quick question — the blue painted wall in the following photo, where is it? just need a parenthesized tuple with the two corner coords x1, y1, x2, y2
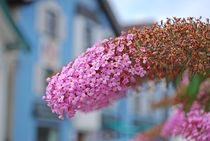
(13, 0, 117, 141)
(14, 2, 37, 141)
(13, 0, 76, 141)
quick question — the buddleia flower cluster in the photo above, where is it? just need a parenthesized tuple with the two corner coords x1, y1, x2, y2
(43, 17, 209, 119)
(43, 34, 147, 119)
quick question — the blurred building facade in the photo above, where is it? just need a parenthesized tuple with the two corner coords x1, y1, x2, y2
(102, 81, 175, 141)
(11, 0, 75, 141)
(72, 0, 116, 141)
(0, 1, 30, 141)
(0, 0, 118, 141)
(1, 0, 176, 141)
(72, 1, 175, 140)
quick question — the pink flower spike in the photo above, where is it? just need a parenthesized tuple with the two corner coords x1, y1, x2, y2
(44, 31, 147, 119)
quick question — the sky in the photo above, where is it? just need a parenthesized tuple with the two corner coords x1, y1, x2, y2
(108, 0, 210, 25)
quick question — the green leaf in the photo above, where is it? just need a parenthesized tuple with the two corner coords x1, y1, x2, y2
(175, 74, 182, 87)
(187, 74, 203, 99)
(184, 70, 209, 112)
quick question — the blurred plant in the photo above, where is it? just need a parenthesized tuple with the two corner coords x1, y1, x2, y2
(149, 74, 210, 141)
(161, 102, 210, 141)
(43, 17, 209, 140)
(167, 77, 210, 140)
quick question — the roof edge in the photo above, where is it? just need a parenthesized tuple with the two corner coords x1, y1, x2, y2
(0, 0, 30, 51)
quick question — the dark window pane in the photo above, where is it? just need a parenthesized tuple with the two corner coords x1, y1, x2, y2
(45, 10, 57, 39)
(37, 127, 58, 141)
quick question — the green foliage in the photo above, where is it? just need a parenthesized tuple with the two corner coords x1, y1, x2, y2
(184, 69, 210, 112)
(187, 68, 210, 98)
(187, 74, 203, 99)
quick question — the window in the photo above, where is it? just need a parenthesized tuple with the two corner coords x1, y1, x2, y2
(45, 10, 57, 39)
(37, 127, 58, 141)
(37, 1, 66, 41)
(85, 20, 93, 49)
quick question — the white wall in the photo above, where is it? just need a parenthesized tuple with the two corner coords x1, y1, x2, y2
(0, 41, 8, 141)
